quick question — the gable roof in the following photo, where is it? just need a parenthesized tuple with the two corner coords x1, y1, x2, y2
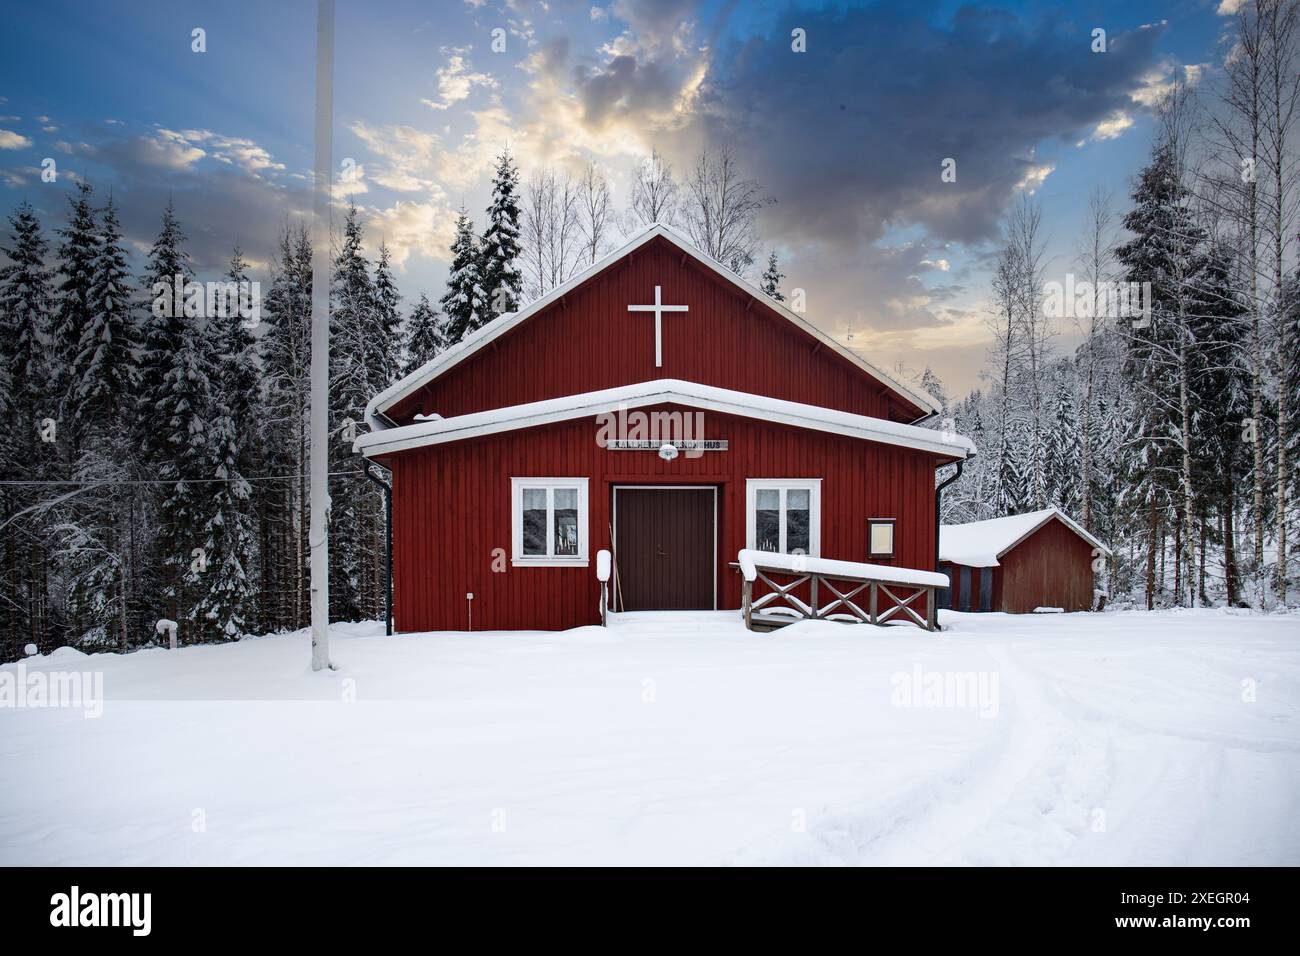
(365, 222, 941, 429)
(939, 508, 1111, 568)
(354, 378, 975, 461)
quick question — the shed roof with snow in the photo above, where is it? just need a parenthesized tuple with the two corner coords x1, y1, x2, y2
(939, 508, 1110, 568)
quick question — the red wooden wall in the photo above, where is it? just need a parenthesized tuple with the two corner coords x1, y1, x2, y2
(383, 404, 940, 632)
(386, 235, 926, 426)
(998, 519, 1097, 613)
(943, 518, 1097, 614)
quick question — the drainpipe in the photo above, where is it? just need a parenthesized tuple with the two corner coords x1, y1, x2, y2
(364, 463, 394, 636)
(934, 459, 964, 571)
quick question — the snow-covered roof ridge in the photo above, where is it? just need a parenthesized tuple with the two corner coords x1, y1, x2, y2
(354, 378, 975, 460)
(939, 508, 1111, 568)
(364, 222, 941, 430)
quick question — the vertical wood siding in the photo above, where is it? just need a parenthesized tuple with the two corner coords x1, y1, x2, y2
(386, 236, 925, 425)
(941, 518, 1097, 614)
(388, 405, 939, 632)
(997, 519, 1097, 613)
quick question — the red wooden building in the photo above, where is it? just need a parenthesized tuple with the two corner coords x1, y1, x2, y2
(938, 508, 1110, 614)
(355, 224, 975, 632)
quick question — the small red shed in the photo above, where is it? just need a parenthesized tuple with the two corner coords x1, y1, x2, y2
(937, 508, 1110, 614)
(355, 224, 976, 632)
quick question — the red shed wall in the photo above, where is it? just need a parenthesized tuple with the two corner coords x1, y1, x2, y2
(387, 236, 925, 425)
(387, 405, 940, 632)
(997, 519, 1096, 613)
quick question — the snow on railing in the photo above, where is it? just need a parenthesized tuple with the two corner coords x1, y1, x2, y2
(737, 549, 950, 632)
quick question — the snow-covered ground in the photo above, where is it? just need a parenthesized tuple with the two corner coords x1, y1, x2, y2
(1, 608, 1297, 866)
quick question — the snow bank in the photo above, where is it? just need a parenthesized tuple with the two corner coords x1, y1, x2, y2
(1, 607, 1295, 866)
(738, 548, 950, 588)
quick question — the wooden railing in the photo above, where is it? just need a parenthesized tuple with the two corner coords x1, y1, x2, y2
(736, 550, 949, 632)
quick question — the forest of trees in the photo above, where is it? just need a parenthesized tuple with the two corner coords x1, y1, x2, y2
(932, 0, 1299, 611)
(1, 2, 1295, 661)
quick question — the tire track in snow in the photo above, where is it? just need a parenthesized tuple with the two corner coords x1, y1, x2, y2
(798, 642, 1103, 865)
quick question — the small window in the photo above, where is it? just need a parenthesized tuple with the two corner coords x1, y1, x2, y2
(868, 518, 896, 559)
(512, 478, 589, 566)
(745, 479, 821, 555)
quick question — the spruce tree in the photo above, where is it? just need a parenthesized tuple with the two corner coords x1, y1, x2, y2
(189, 246, 260, 641)
(0, 200, 56, 656)
(440, 207, 486, 346)
(403, 293, 446, 375)
(370, 241, 403, 392)
(74, 194, 137, 424)
(259, 223, 313, 632)
(328, 201, 376, 621)
(53, 182, 99, 398)
(479, 150, 523, 323)
(52, 194, 141, 650)
(135, 200, 215, 636)
(1043, 373, 1081, 513)
(760, 251, 785, 301)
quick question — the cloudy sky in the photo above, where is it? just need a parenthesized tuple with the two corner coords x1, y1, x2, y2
(0, 0, 1240, 393)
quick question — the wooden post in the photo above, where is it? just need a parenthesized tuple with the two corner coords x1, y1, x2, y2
(926, 585, 937, 631)
(869, 582, 878, 624)
(742, 577, 753, 630)
(809, 574, 819, 620)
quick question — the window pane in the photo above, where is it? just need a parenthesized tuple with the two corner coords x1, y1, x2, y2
(755, 506, 780, 552)
(553, 488, 579, 556)
(871, 522, 894, 556)
(522, 488, 547, 555)
(756, 489, 779, 510)
(786, 488, 810, 554)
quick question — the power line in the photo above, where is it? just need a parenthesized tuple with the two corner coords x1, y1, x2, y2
(0, 470, 369, 487)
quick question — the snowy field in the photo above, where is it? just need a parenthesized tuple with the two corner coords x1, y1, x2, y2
(1, 607, 1297, 866)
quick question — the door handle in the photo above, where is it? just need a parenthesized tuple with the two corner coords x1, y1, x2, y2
(656, 546, 666, 558)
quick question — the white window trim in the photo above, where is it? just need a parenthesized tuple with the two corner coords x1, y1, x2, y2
(745, 478, 822, 557)
(511, 478, 590, 567)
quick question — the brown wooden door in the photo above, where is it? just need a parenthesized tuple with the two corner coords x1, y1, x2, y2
(614, 488, 715, 610)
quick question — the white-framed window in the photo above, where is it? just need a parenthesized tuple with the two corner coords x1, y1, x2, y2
(511, 478, 589, 566)
(745, 478, 821, 556)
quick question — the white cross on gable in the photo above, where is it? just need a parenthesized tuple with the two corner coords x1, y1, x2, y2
(627, 285, 689, 368)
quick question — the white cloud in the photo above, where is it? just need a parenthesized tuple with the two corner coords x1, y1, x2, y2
(1015, 163, 1054, 194)
(165, 128, 286, 176)
(0, 129, 33, 149)
(362, 198, 457, 269)
(1129, 62, 1204, 109)
(421, 54, 498, 111)
(1217, 0, 1246, 15)
(1090, 110, 1135, 142)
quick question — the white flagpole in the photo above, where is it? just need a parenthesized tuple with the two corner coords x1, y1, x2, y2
(309, 0, 334, 672)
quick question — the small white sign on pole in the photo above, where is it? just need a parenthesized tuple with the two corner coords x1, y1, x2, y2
(155, 618, 178, 650)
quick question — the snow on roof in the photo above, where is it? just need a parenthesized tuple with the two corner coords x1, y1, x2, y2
(354, 378, 976, 460)
(364, 222, 941, 429)
(939, 508, 1111, 568)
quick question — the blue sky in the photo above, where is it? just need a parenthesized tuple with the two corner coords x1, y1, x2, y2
(0, 0, 1240, 392)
